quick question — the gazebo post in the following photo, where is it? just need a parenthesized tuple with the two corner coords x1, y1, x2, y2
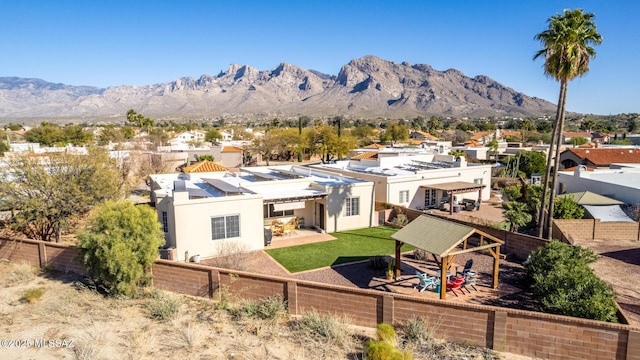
(492, 245, 501, 289)
(449, 192, 454, 215)
(440, 255, 448, 300)
(394, 240, 402, 280)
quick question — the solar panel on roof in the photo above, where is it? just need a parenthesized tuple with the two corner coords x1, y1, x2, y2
(202, 178, 244, 194)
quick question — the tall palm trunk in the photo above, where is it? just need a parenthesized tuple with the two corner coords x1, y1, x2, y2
(546, 79, 569, 239)
(537, 84, 564, 237)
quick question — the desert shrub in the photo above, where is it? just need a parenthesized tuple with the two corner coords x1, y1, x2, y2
(502, 185, 522, 202)
(22, 287, 45, 303)
(367, 323, 413, 360)
(145, 290, 181, 321)
(402, 316, 438, 344)
(525, 240, 618, 322)
(2, 262, 38, 287)
(208, 241, 251, 271)
(77, 201, 165, 297)
(368, 255, 388, 270)
(553, 196, 585, 219)
(391, 214, 408, 227)
(293, 309, 350, 345)
(233, 295, 287, 320)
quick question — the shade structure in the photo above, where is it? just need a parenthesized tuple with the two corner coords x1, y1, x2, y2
(391, 214, 504, 300)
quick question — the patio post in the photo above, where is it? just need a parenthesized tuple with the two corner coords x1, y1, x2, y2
(492, 245, 501, 288)
(449, 192, 454, 215)
(394, 240, 402, 280)
(440, 255, 448, 300)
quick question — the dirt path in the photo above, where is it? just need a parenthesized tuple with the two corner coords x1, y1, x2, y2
(572, 238, 640, 325)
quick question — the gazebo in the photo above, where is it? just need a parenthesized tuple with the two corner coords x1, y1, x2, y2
(420, 181, 486, 214)
(391, 215, 504, 300)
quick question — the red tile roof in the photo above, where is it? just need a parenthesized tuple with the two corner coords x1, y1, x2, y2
(363, 143, 386, 149)
(221, 146, 243, 153)
(351, 151, 379, 160)
(183, 160, 228, 173)
(564, 148, 640, 166)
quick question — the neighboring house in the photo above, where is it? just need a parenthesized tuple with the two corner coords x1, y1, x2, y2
(562, 131, 610, 145)
(168, 131, 206, 148)
(220, 130, 233, 141)
(562, 132, 593, 145)
(149, 165, 374, 260)
(558, 166, 640, 206)
(311, 148, 491, 210)
(559, 147, 640, 170)
(560, 191, 633, 222)
(409, 130, 439, 141)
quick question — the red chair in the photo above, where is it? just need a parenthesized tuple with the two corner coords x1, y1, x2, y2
(446, 275, 466, 297)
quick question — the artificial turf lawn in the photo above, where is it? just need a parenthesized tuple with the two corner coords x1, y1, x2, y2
(264, 226, 415, 273)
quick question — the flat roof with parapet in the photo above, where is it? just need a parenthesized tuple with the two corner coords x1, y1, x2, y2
(150, 165, 364, 200)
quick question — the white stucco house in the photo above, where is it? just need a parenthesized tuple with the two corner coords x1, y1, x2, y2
(168, 131, 206, 148)
(311, 148, 492, 211)
(149, 163, 375, 261)
(558, 165, 640, 206)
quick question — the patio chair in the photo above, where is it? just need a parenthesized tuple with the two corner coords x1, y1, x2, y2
(463, 271, 478, 292)
(414, 271, 436, 292)
(446, 276, 465, 297)
(455, 259, 474, 277)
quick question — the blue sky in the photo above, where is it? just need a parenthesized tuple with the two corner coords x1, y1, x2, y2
(1, 1, 638, 115)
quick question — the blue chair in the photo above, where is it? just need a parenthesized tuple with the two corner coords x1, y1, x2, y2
(414, 271, 436, 292)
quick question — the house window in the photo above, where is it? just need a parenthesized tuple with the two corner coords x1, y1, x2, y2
(211, 215, 240, 240)
(263, 204, 294, 218)
(474, 178, 483, 185)
(399, 190, 409, 203)
(161, 211, 169, 233)
(346, 197, 360, 216)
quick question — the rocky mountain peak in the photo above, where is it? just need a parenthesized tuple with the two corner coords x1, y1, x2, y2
(0, 56, 557, 119)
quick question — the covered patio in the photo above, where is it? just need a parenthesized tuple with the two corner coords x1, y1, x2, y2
(391, 215, 504, 300)
(420, 181, 485, 214)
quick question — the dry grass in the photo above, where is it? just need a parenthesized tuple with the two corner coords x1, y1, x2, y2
(0, 260, 533, 360)
(0, 260, 39, 287)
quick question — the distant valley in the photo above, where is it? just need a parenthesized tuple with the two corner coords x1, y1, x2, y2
(0, 55, 556, 122)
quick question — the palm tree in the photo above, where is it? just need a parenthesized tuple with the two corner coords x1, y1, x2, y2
(534, 9, 602, 239)
(488, 139, 499, 162)
(503, 201, 533, 232)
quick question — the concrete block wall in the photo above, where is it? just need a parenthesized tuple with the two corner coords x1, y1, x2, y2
(1, 236, 639, 360)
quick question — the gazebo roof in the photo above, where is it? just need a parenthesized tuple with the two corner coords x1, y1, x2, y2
(391, 215, 476, 256)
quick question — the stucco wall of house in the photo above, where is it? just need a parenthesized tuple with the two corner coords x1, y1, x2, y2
(316, 182, 375, 233)
(558, 172, 640, 205)
(170, 191, 264, 261)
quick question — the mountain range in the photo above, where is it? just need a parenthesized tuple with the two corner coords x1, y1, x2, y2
(0, 55, 556, 121)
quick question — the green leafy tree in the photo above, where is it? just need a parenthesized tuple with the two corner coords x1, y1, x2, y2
(518, 151, 546, 178)
(197, 154, 215, 162)
(525, 241, 617, 322)
(304, 125, 356, 163)
(62, 124, 94, 146)
(554, 196, 585, 219)
(0, 131, 9, 155)
(502, 185, 523, 202)
(0, 148, 122, 242)
(502, 201, 532, 232)
(77, 201, 165, 297)
(448, 149, 465, 158)
(534, 9, 602, 239)
(385, 122, 409, 146)
(205, 128, 222, 143)
(23, 123, 65, 146)
(571, 136, 589, 146)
